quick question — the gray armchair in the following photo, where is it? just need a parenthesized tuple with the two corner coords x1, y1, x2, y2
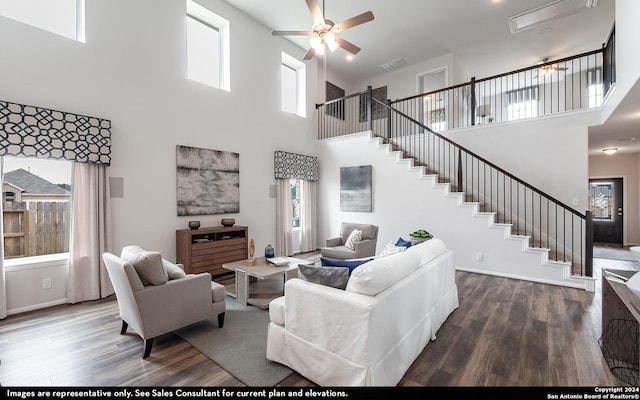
(320, 222, 379, 260)
(102, 251, 226, 358)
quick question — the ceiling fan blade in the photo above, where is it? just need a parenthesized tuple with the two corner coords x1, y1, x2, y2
(303, 47, 315, 60)
(334, 36, 361, 54)
(305, 0, 325, 26)
(272, 30, 315, 36)
(331, 11, 374, 32)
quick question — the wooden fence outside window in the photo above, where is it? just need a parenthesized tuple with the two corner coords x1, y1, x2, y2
(2, 201, 70, 258)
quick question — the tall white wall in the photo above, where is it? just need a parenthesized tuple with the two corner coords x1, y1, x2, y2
(445, 110, 597, 210)
(351, 53, 455, 100)
(0, 0, 319, 313)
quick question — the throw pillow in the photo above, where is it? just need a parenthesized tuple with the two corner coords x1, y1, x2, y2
(379, 241, 407, 257)
(395, 237, 412, 248)
(321, 257, 373, 276)
(162, 259, 187, 280)
(345, 251, 422, 296)
(298, 263, 349, 290)
(121, 245, 168, 286)
(344, 228, 362, 250)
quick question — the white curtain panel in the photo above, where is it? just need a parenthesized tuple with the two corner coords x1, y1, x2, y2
(301, 179, 317, 253)
(275, 179, 293, 257)
(0, 158, 6, 319)
(68, 162, 114, 303)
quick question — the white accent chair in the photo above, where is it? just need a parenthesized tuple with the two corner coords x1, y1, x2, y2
(102, 251, 226, 358)
(320, 222, 379, 260)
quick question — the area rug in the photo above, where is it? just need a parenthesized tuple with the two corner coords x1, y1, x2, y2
(174, 300, 292, 386)
(593, 245, 638, 262)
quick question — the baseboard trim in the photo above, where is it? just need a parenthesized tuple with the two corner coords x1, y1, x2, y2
(454, 266, 592, 291)
(7, 298, 68, 316)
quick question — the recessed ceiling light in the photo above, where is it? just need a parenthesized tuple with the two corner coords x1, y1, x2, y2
(346, 55, 354, 61)
(603, 147, 618, 155)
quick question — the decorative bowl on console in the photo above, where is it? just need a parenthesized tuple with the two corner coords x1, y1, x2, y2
(188, 221, 200, 230)
(221, 218, 235, 227)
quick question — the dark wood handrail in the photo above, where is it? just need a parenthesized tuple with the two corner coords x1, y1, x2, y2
(370, 96, 586, 219)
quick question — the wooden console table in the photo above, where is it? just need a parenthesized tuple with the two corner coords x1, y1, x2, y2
(601, 268, 640, 385)
(176, 225, 248, 276)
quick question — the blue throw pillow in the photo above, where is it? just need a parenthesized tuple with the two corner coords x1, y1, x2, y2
(321, 257, 373, 276)
(395, 237, 412, 248)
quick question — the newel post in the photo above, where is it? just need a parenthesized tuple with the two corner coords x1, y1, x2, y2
(386, 99, 392, 138)
(366, 85, 373, 132)
(585, 210, 594, 277)
(470, 77, 477, 126)
(457, 148, 463, 192)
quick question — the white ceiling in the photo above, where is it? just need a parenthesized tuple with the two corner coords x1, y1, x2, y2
(222, 0, 640, 155)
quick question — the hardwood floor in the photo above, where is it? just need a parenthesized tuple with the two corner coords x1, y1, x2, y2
(0, 256, 632, 387)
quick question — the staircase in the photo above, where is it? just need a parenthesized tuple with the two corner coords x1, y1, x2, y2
(316, 86, 596, 291)
(366, 132, 595, 291)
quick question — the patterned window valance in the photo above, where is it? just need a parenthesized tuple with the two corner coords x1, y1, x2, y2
(0, 100, 111, 165)
(274, 151, 318, 181)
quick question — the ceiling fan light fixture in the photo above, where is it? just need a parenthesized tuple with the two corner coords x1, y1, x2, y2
(309, 35, 322, 49)
(603, 147, 618, 155)
(324, 32, 339, 52)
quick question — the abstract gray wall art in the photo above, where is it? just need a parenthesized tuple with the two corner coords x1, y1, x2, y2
(340, 165, 372, 212)
(176, 145, 239, 216)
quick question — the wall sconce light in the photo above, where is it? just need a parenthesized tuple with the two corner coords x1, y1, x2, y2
(603, 148, 618, 155)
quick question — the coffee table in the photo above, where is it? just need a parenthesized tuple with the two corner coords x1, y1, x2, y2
(222, 256, 309, 309)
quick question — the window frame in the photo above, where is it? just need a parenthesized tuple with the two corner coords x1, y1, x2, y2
(0, 0, 85, 42)
(281, 52, 306, 118)
(1, 156, 73, 265)
(185, 0, 230, 91)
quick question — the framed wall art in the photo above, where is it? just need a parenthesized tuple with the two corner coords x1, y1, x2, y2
(340, 165, 372, 212)
(176, 145, 239, 216)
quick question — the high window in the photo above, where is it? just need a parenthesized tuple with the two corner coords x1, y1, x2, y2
(2, 157, 72, 260)
(186, 0, 230, 91)
(281, 52, 306, 117)
(505, 86, 539, 121)
(0, 0, 84, 42)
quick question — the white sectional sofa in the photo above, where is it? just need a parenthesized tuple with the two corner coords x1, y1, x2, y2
(266, 238, 459, 386)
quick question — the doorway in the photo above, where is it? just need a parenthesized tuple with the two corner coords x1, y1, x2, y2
(589, 178, 623, 244)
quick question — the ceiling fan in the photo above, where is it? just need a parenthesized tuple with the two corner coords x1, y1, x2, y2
(271, 0, 374, 60)
(535, 57, 569, 78)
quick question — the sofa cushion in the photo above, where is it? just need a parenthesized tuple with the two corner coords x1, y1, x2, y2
(405, 238, 446, 266)
(121, 245, 168, 286)
(321, 257, 373, 276)
(299, 264, 350, 290)
(345, 251, 422, 296)
(395, 237, 412, 248)
(344, 229, 362, 250)
(162, 259, 188, 280)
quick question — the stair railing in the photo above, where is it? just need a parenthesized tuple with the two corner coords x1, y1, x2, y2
(317, 87, 594, 277)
